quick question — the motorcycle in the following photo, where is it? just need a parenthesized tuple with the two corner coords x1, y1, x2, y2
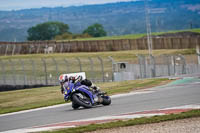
(63, 80, 111, 109)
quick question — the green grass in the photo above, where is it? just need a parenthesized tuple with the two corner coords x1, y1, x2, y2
(0, 86, 63, 114)
(41, 109, 200, 133)
(0, 49, 196, 61)
(0, 78, 170, 114)
(172, 49, 196, 55)
(98, 78, 170, 95)
(57, 28, 200, 41)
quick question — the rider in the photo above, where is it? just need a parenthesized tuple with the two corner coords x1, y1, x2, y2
(59, 74, 99, 94)
(74, 75, 99, 91)
(59, 74, 69, 94)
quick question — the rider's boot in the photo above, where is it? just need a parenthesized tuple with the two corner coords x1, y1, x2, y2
(91, 86, 100, 93)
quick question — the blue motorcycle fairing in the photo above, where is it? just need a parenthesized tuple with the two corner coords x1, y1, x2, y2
(63, 82, 96, 104)
(75, 85, 95, 104)
(63, 81, 74, 100)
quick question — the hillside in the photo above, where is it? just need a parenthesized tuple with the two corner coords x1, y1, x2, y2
(0, 0, 200, 41)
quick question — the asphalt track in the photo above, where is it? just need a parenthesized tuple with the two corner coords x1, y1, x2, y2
(0, 77, 200, 132)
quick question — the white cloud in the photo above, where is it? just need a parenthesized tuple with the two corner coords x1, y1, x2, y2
(0, 0, 135, 11)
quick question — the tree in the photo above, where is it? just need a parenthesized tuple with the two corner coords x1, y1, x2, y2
(83, 23, 107, 37)
(27, 21, 70, 41)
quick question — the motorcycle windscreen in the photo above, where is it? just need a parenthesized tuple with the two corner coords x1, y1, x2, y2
(63, 82, 72, 95)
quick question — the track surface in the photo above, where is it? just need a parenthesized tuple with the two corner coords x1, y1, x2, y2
(0, 77, 200, 132)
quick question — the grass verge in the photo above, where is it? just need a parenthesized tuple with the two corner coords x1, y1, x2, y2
(59, 28, 200, 41)
(41, 109, 200, 133)
(0, 49, 196, 61)
(0, 78, 170, 114)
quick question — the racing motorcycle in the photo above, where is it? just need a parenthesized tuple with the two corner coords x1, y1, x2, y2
(63, 80, 111, 109)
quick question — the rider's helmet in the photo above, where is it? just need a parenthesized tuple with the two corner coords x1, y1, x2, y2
(68, 75, 82, 83)
(59, 74, 68, 83)
(69, 76, 76, 83)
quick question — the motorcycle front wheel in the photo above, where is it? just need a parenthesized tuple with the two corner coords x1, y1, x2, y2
(72, 93, 92, 108)
(72, 101, 80, 110)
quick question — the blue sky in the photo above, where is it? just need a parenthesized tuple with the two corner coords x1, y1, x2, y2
(0, 0, 135, 11)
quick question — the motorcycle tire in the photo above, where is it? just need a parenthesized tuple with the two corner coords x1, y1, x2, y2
(72, 94, 92, 108)
(102, 96, 111, 105)
(72, 102, 80, 110)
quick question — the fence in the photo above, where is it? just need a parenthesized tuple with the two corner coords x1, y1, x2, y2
(112, 54, 200, 81)
(0, 54, 200, 91)
(0, 57, 112, 88)
(0, 37, 199, 55)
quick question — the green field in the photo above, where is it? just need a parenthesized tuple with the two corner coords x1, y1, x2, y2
(0, 49, 196, 63)
(58, 28, 200, 41)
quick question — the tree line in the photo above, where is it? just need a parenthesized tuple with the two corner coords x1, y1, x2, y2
(27, 21, 107, 41)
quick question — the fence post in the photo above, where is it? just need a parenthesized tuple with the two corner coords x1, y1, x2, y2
(167, 55, 171, 76)
(5, 45, 8, 56)
(108, 56, 115, 81)
(37, 43, 41, 54)
(18, 45, 22, 55)
(19, 59, 26, 85)
(196, 43, 200, 65)
(0, 45, 2, 56)
(29, 45, 32, 54)
(149, 55, 156, 77)
(138, 55, 146, 78)
(0, 60, 6, 84)
(97, 56, 105, 82)
(41, 58, 48, 85)
(171, 55, 176, 75)
(30, 59, 37, 85)
(8, 59, 16, 85)
(137, 55, 143, 78)
(88, 57, 95, 82)
(178, 54, 186, 74)
(163, 54, 171, 76)
(52, 57, 59, 85)
(76, 57, 82, 72)
(12, 45, 16, 56)
(60, 43, 63, 53)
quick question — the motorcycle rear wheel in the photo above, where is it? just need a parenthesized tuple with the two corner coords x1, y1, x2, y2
(72, 93, 92, 108)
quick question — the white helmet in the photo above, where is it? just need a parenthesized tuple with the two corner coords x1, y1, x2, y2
(59, 74, 68, 83)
